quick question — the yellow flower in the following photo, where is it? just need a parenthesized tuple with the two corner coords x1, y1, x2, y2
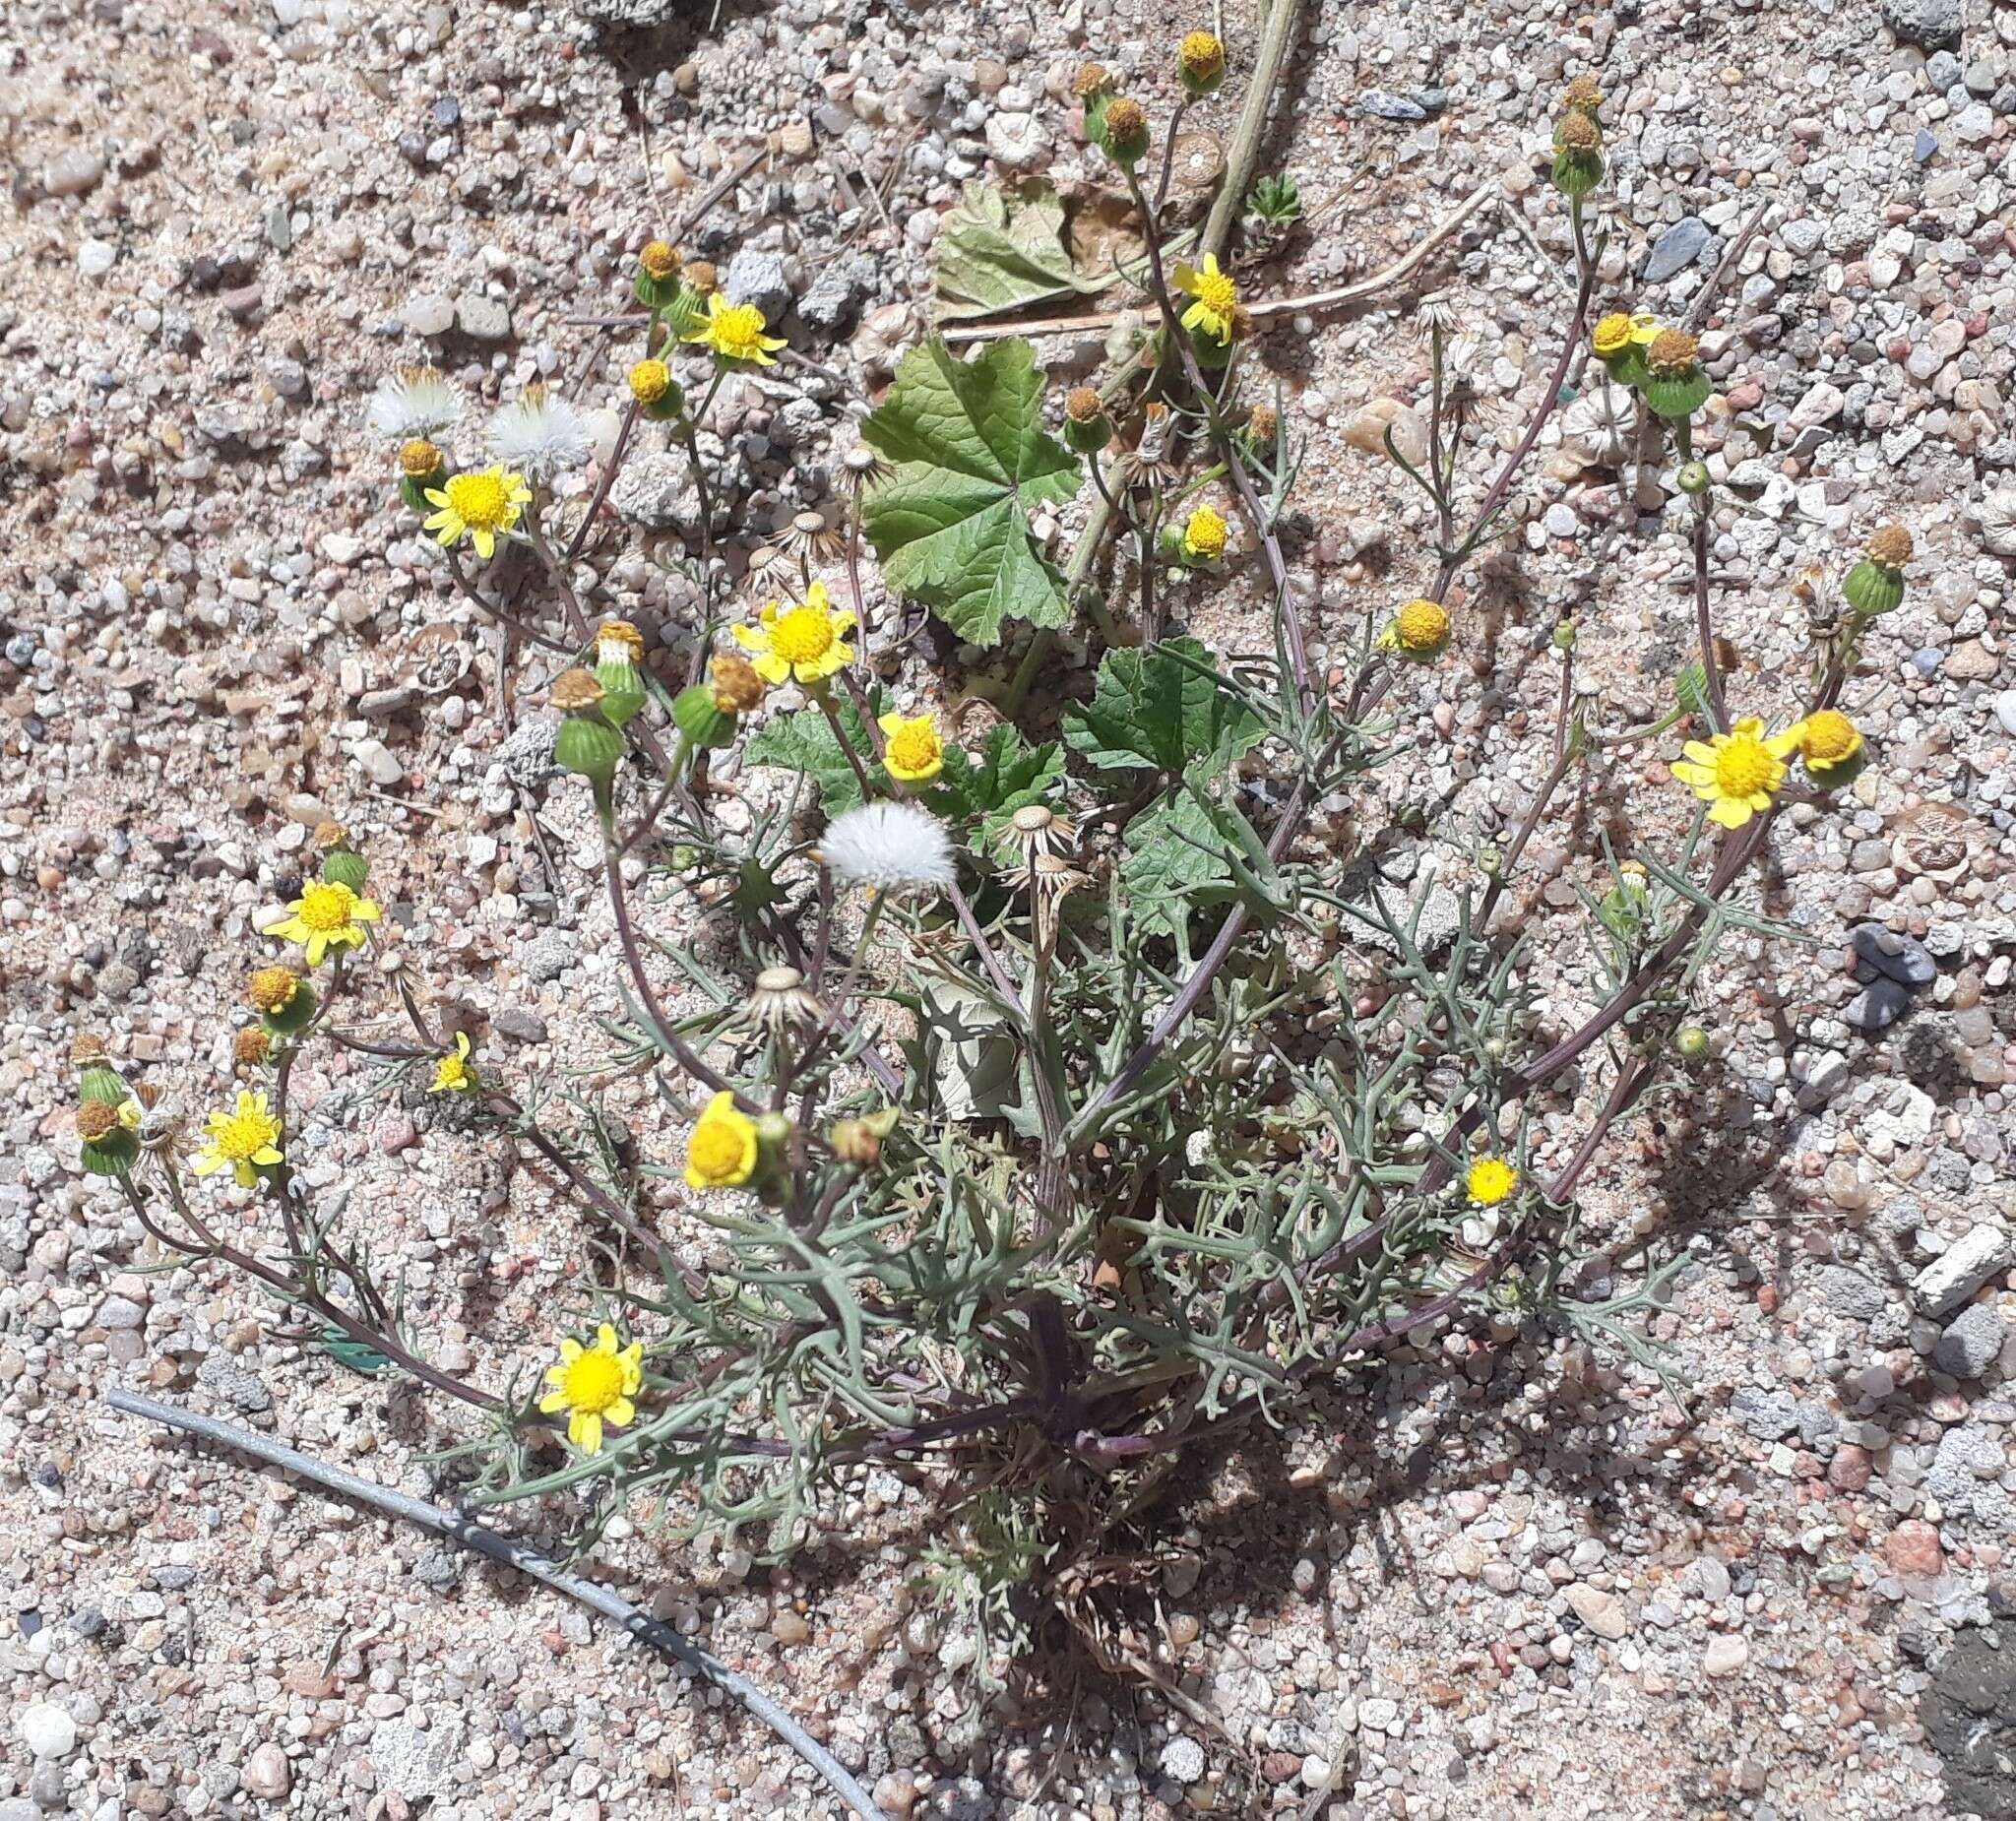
(628, 358, 672, 406)
(732, 580, 856, 686)
(1670, 716, 1802, 830)
(1179, 29, 1225, 84)
(1466, 1156, 1517, 1207)
(639, 240, 681, 282)
(1592, 313, 1633, 357)
(193, 1090, 284, 1189)
(879, 712, 947, 783)
(537, 1322, 644, 1455)
(422, 467, 532, 561)
(247, 965, 302, 1015)
(684, 1091, 760, 1189)
(1180, 504, 1228, 561)
(430, 1032, 474, 1094)
(1394, 597, 1451, 657)
(267, 879, 382, 967)
(1173, 253, 1239, 345)
(683, 290, 788, 367)
(1796, 710, 1862, 777)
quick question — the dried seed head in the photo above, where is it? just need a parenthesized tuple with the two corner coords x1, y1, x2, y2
(830, 1118, 883, 1167)
(234, 1028, 273, 1067)
(744, 965, 821, 1035)
(71, 1032, 108, 1064)
(1554, 110, 1601, 154)
(639, 240, 681, 281)
(1865, 524, 1913, 571)
(550, 667, 606, 713)
(77, 1099, 121, 1143)
(710, 652, 767, 715)
(684, 260, 719, 295)
(248, 966, 302, 1014)
(1065, 386, 1104, 424)
(1012, 804, 1055, 834)
(400, 437, 444, 478)
(1561, 73, 1604, 113)
(1073, 61, 1113, 99)
(598, 619, 645, 661)
(1645, 328, 1700, 378)
(1246, 401, 1278, 443)
(313, 820, 348, 850)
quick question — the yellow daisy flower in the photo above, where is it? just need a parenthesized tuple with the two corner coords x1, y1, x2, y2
(1173, 253, 1239, 345)
(1796, 709, 1862, 779)
(1181, 504, 1228, 561)
(421, 466, 532, 561)
(193, 1090, 285, 1189)
(683, 291, 788, 367)
(1466, 1156, 1517, 1207)
(732, 581, 856, 686)
(684, 1091, 760, 1190)
(266, 879, 382, 967)
(1670, 716, 1802, 831)
(879, 712, 947, 783)
(1393, 597, 1451, 658)
(537, 1322, 644, 1455)
(430, 1032, 474, 1094)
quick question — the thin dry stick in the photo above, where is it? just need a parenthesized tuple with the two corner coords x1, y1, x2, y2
(940, 180, 1492, 347)
(105, 1391, 893, 1821)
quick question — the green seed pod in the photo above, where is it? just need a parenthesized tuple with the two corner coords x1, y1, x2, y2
(1676, 461, 1711, 497)
(1551, 145, 1604, 199)
(1644, 369, 1711, 420)
(598, 659, 647, 729)
(1842, 559, 1906, 615)
(555, 710, 623, 785)
(1062, 387, 1112, 455)
(79, 1062, 132, 1105)
(1551, 620, 1578, 652)
(672, 683, 735, 750)
(80, 1125, 140, 1177)
(320, 848, 370, 894)
(1101, 96, 1150, 166)
(1675, 1026, 1713, 1064)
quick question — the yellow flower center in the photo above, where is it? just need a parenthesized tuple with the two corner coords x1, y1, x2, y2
(295, 881, 360, 933)
(1713, 735, 1779, 799)
(886, 721, 942, 774)
(629, 359, 670, 405)
(249, 967, 299, 1013)
(1396, 598, 1450, 652)
(1467, 1157, 1517, 1206)
(445, 471, 513, 530)
(211, 1105, 280, 1162)
(769, 605, 836, 667)
(1592, 313, 1632, 356)
(1194, 269, 1237, 320)
(400, 438, 442, 477)
(1184, 506, 1228, 556)
(1180, 30, 1224, 77)
(711, 303, 771, 359)
(688, 1119, 751, 1183)
(558, 1349, 625, 1414)
(1799, 711, 1858, 766)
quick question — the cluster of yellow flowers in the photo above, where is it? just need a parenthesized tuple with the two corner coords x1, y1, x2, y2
(1670, 710, 1863, 830)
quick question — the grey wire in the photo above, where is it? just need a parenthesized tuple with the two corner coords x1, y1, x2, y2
(104, 1390, 892, 1821)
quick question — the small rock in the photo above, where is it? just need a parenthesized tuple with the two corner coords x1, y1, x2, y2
(240, 1744, 290, 1801)
(1884, 1519, 1944, 1578)
(493, 1008, 549, 1044)
(721, 248, 792, 323)
(1358, 89, 1427, 122)
(352, 737, 404, 788)
(19, 1704, 77, 1761)
(1343, 398, 1428, 467)
(1913, 1225, 2014, 1318)
(1564, 1585, 1629, 1641)
(1843, 977, 1913, 1034)
(798, 255, 877, 336)
(1934, 1302, 2009, 1379)
(1161, 1735, 1207, 1783)
(1702, 1635, 1749, 1677)
(1851, 924, 1936, 988)
(1882, 0, 1962, 46)
(1644, 217, 1711, 283)
(455, 291, 512, 342)
(404, 293, 455, 337)
(982, 110, 1050, 171)
(197, 1352, 272, 1415)
(78, 238, 117, 279)
(45, 151, 106, 197)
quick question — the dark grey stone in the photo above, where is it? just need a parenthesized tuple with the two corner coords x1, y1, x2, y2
(798, 254, 877, 336)
(1934, 1302, 2008, 1379)
(1881, 0, 1962, 48)
(1843, 976, 1914, 1033)
(197, 1351, 272, 1415)
(1852, 924, 1937, 988)
(1358, 90, 1427, 122)
(1810, 1264, 1894, 1322)
(1924, 1614, 2016, 1821)
(1731, 1385, 1800, 1440)
(722, 247, 791, 323)
(493, 1008, 548, 1044)
(1644, 217, 1711, 283)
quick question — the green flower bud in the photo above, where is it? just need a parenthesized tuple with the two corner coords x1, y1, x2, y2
(555, 709, 624, 785)
(1675, 1026, 1712, 1064)
(77, 1099, 140, 1176)
(672, 683, 736, 750)
(79, 1062, 132, 1106)
(1551, 620, 1577, 652)
(1101, 96, 1150, 166)
(598, 659, 647, 729)
(320, 848, 370, 894)
(1062, 387, 1112, 455)
(1642, 329, 1711, 421)
(1676, 461, 1711, 497)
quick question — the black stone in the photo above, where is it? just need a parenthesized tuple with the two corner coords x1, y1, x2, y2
(1851, 923, 1937, 988)
(1843, 976, 1914, 1034)
(1923, 1613, 2016, 1820)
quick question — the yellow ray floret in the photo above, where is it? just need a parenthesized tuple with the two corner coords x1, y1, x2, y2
(193, 1090, 284, 1188)
(684, 1091, 760, 1190)
(732, 581, 855, 686)
(683, 291, 788, 366)
(430, 1031, 474, 1094)
(267, 880, 382, 967)
(1670, 717, 1802, 830)
(878, 712, 947, 783)
(422, 467, 531, 561)
(1173, 253, 1239, 345)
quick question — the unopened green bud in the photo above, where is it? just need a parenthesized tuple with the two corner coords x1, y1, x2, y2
(672, 683, 735, 750)
(1676, 461, 1711, 497)
(320, 848, 369, 894)
(1552, 620, 1577, 652)
(1676, 1026, 1712, 1064)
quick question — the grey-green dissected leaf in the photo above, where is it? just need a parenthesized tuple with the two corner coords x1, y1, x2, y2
(743, 695, 878, 813)
(861, 338, 1081, 647)
(1673, 659, 1710, 720)
(933, 180, 1127, 323)
(1064, 638, 1265, 777)
(931, 723, 1064, 852)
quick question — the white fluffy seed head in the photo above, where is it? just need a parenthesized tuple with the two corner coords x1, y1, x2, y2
(487, 384, 592, 480)
(819, 801, 956, 895)
(364, 366, 465, 441)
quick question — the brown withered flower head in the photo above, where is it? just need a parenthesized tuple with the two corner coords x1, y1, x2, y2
(1646, 328, 1700, 378)
(1865, 525, 1913, 572)
(549, 668, 605, 713)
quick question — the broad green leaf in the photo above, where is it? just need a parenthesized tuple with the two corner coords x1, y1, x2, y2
(930, 723, 1064, 853)
(861, 338, 1081, 647)
(1120, 773, 1240, 938)
(744, 694, 879, 813)
(1064, 638, 1265, 777)
(932, 180, 1128, 323)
